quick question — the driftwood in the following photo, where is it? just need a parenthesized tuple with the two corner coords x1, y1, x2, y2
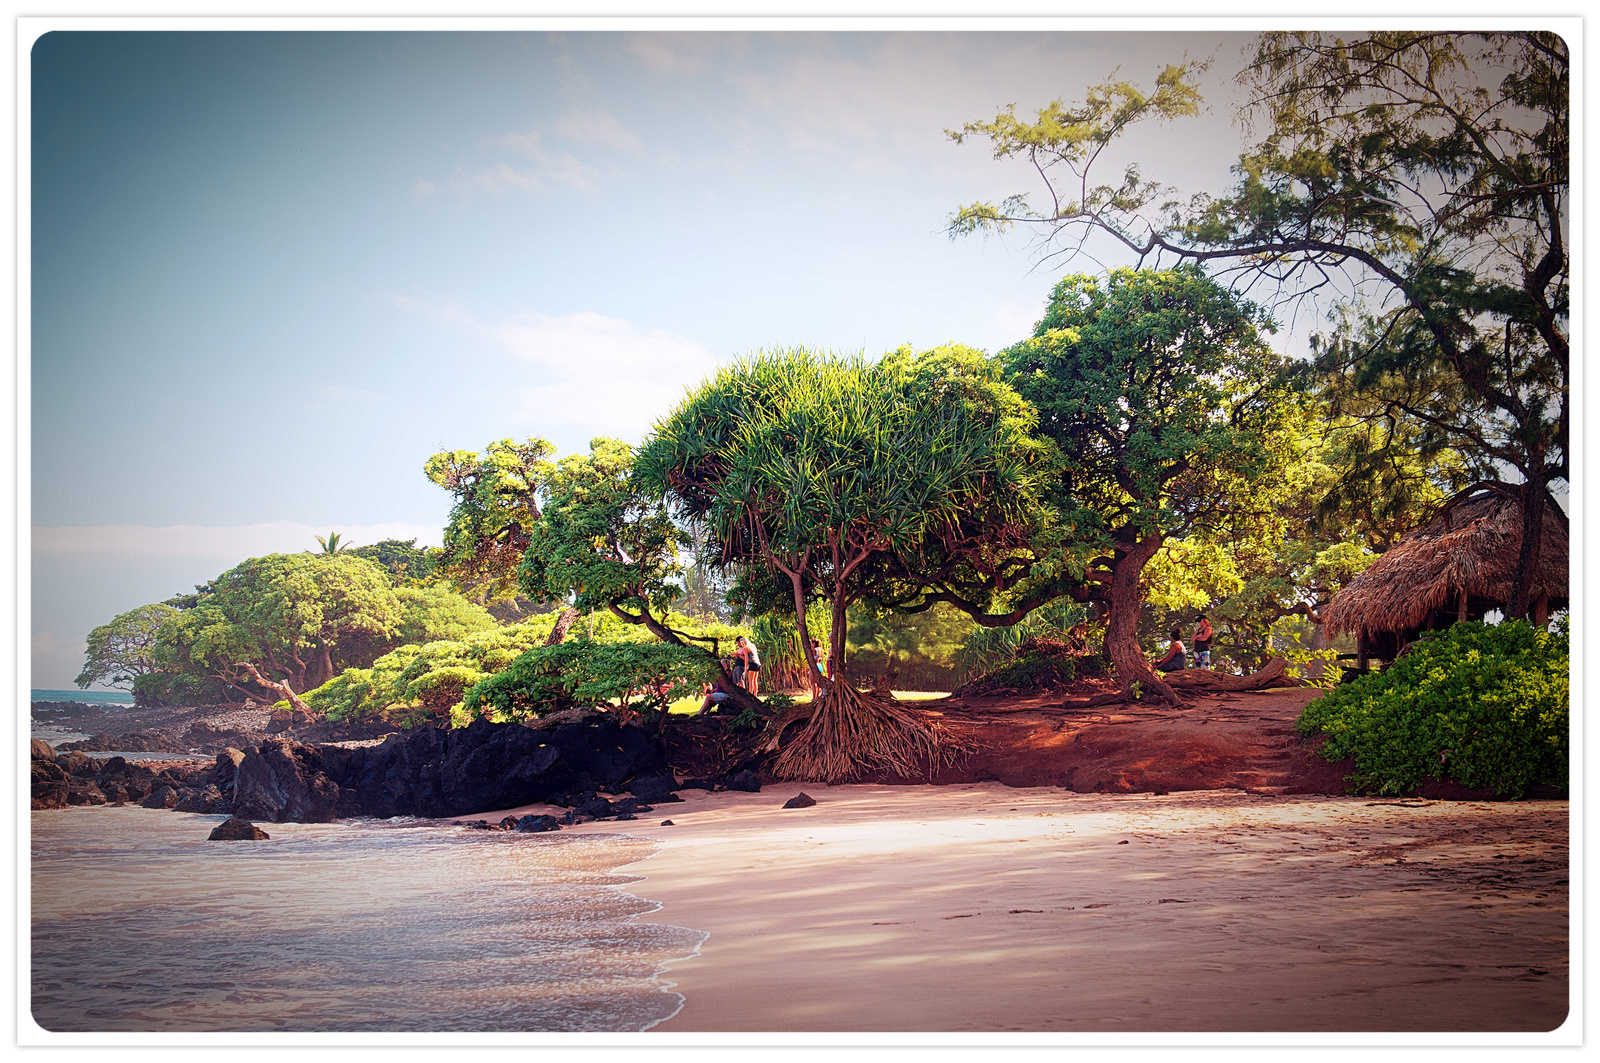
(1058, 658, 1295, 710)
(1163, 657, 1292, 692)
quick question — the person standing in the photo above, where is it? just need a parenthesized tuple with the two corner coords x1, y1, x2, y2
(736, 635, 761, 696)
(807, 637, 827, 698)
(1192, 615, 1214, 669)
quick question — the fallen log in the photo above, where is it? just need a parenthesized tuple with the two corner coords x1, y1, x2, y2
(1162, 657, 1294, 692)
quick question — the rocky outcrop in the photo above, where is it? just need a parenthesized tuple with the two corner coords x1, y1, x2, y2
(231, 739, 343, 823)
(31, 742, 70, 810)
(59, 728, 188, 754)
(32, 709, 673, 824)
(326, 712, 667, 820)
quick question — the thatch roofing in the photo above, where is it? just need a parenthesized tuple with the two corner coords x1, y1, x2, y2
(1322, 489, 1569, 638)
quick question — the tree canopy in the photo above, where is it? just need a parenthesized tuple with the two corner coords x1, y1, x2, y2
(635, 344, 1048, 778)
(999, 265, 1298, 700)
(75, 603, 177, 690)
(950, 31, 1568, 620)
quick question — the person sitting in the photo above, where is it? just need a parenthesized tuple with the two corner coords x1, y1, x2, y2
(698, 669, 734, 714)
(1154, 627, 1187, 673)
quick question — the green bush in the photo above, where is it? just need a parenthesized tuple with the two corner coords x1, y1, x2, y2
(1296, 620, 1568, 797)
(462, 639, 719, 724)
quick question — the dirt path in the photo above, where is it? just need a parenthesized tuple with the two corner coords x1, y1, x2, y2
(913, 686, 1359, 795)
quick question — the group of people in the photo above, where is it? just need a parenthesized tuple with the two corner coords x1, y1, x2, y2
(698, 635, 762, 714)
(1154, 615, 1213, 673)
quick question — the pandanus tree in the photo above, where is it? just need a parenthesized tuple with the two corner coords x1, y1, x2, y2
(999, 266, 1299, 703)
(634, 345, 1050, 781)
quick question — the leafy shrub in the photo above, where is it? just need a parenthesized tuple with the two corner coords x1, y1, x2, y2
(307, 608, 745, 727)
(462, 639, 719, 724)
(1296, 620, 1568, 797)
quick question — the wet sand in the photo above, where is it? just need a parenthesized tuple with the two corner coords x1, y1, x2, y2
(486, 783, 1570, 1034)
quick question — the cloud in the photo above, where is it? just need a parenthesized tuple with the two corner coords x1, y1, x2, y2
(624, 33, 748, 77)
(31, 522, 445, 558)
(491, 311, 718, 439)
(411, 178, 437, 198)
(389, 297, 720, 442)
(555, 108, 644, 153)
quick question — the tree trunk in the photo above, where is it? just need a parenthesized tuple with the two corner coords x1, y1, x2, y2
(1510, 474, 1547, 621)
(236, 661, 311, 717)
(543, 607, 580, 646)
(1103, 532, 1178, 703)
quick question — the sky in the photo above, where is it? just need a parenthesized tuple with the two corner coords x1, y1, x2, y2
(16, 22, 1465, 688)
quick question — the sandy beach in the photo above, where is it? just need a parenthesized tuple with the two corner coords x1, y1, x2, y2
(485, 783, 1569, 1035)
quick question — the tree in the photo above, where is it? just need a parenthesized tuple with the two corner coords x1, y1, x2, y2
(75, 603, 177, 689)
(151, 553, 401, 714)
(950, 31, 1568, 620)
(425, 438, 555, 604)
(349, 538, 438, 585)
(635, 345, 1048, 780)
(312, 532, 349, 555)
(512, 437, 767, 717)
(998, 265, 1297, 702)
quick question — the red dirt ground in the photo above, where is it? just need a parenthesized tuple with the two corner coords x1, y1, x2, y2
(888, 685, 1356, 795)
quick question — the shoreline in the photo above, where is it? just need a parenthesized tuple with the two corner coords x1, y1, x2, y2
(480, 782, 1570, 1034)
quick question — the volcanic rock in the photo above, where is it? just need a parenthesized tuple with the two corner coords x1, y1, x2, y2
(142, 786, 179, 809)
(208, 817, 270, 841)
(231, 738, 343, 824)
(783, 792, 817, 808)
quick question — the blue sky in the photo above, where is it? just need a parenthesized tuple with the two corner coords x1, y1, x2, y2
(28, 27, 1289, 687)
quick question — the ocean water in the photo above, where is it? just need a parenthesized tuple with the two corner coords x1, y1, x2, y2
(31, 806, 703, 1033)
(32, 689, 136, 706)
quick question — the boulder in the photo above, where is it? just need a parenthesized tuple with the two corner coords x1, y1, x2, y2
(208, 817, 270, 841)
(95, 758, 159, 802)
(626, 773, 681, 803)
(782, 792, 817, 809)
(56, 751, 101, 777)
(65, 782, 108, 806)
(723, 770, 762, 793)
(174, 785, 232, 814)
(31, 738, 55, 760)
(31, 756, 71, 810)
(231, 739, 342, 824)
(141, 786, 179, 809)
(515, 814, 562, 833)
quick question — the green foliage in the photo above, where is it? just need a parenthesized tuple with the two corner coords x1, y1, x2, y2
(348, 538, 438, 585)
(426, 438, 556, 602)
(517, 437, 687, 624)
(305, 616, 561, 727)
(151, 553, 402, 702)
(1269, 617, 1342, 689)
(462, 639, 718, 724)
(306, 608, 741, 727)
(392, 585, 498, 644)
(846, 601, 977, 691)
(1297, 621, 1568, 797)
(313, 532, 349, 555)
(951, 33, 1567, 616)
(955, 598, 1088, 676)
(636, 344, 1051, 681)
(76, 603, 177, 689)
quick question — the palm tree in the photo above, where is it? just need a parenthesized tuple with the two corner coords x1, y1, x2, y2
(312, 532, 349, 555)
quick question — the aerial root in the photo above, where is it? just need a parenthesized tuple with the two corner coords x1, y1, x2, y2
(770, 683, 974, 783)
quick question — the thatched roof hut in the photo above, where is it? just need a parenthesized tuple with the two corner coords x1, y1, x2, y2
(1322, 489, 1568, 648)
